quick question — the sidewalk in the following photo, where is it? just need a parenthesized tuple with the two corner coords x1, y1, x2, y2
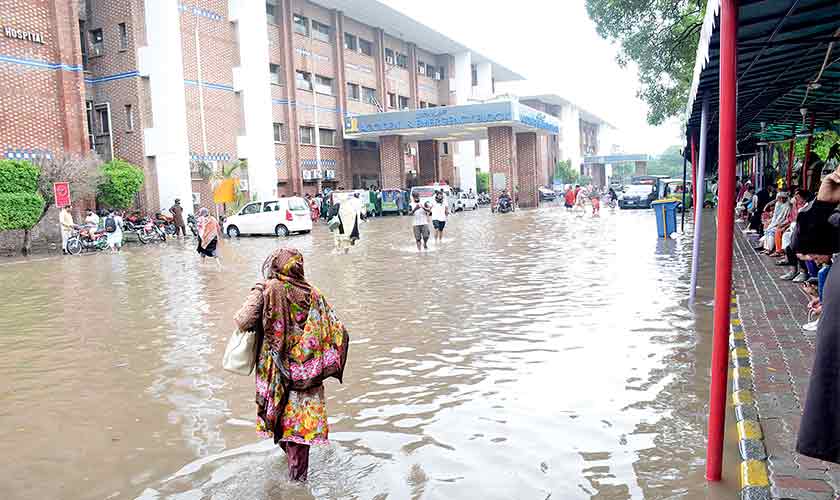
(731, 224, 840, 500)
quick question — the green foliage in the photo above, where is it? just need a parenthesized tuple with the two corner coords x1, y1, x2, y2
(0, 192, 46, 230)
(0, 159, 40, 194)
(554, 159, 579, 184)
(476, 171, 490, 193)
(586, 0, 706, 125)
(97, 159, 144, 209)
(647, 145, 686, 178)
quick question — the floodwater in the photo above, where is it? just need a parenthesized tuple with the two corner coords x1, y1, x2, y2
(0, 206, 740, 499)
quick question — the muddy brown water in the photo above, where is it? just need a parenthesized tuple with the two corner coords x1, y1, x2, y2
(0, 207, 740, 499)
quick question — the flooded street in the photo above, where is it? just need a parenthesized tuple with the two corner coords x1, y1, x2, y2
(1, 207, 739, 499)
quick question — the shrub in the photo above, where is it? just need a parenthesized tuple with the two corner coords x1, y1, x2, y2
(0, 159, 40, 194)
(0, 192, 46, 231)
(97, 159, 144, 209)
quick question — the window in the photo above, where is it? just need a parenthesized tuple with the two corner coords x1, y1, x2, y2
(124, 104, 134, 131)
(314, 74, 333, 95)
(442, 142, 449, 155)
(387, 92, 396, 108)
(295, 70, 311, 90)
(293, 14, 309, 36)
(362, 86, 376, 104)
(396, 53, 408, 68)
(418, 61, 426, 75)
(419, 101, 427, 109)
(79, 21, 88, 65)
(273, 122, 284, 142)
(299, 126, 314, 144)
(359, 38, 373, 56)
(265, 1, 277, 19)
(427, 64, 436, 78)
(241, 203, 261, 215)
(346, 82, 360, 100)
(311, 20, 330, 43)
(385, 48, 395, 65)
(471, 64, 478, 87)
(96, 106, 110, 134)
(269, 63, 282, 85)
(344, 33, 357, 50)
(319, 128, 336, 147)
(118, 23, 128, 51)
(263, 201, 279, 212)
(438, 65, 446, 80)
(90, 29, 104, 56)
(398, 95, 409, 109)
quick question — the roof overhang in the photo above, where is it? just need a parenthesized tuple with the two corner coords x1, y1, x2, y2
(583, 154, 651, 165)
(309, 0, 524, 81)
(343, 100, 560, 142)
(685, 0, 840, 150)
(518, 93, 616, 129)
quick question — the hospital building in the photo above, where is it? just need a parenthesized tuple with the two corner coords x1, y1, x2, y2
(1, 0, 614, 212)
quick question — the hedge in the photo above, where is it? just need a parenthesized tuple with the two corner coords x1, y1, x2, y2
(0, 192, 46, 230)
(0, 160, 39, 194)
(98, 159, 144, 209)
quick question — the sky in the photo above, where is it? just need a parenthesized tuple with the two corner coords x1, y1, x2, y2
(382, 0, 684, 156)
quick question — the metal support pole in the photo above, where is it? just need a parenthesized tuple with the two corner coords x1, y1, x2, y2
(691, 136, 698, 220)
(787, 126, 796, 188)
(706, 0, 737, 482)
(689, 96, 709, 306)
(681, 148, 688, 233)
(803, 113, 816, 190)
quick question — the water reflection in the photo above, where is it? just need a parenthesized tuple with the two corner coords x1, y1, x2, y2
(0, 207, 738, 499)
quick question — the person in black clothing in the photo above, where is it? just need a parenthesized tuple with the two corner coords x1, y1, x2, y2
(749, 184, 777, 236)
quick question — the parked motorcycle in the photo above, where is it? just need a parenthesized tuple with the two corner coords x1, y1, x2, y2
(187, 214, 198, 237)
(155, 212, 177, 236)
(65, 225, 109, 255)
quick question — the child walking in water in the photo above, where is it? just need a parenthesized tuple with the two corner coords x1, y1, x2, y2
(591, 191, 601, 217)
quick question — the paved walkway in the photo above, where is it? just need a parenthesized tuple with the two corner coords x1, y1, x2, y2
(732, 224, 840, 499)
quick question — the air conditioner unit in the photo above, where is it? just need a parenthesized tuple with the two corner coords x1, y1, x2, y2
(386, 56, 394, 65)
(434, 72, 441, 80)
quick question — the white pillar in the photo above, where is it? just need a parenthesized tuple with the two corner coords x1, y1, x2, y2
(453, 51, 475, 191)
(475, 61, 492, 100)
(232, 0, 276, 201)
(142, 0, 193, 214)
(689, 95, 709, 305)
(453, 51, 472, 105)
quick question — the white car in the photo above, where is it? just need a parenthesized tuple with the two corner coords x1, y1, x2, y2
(223, 197, 312, 237)
(455, 192, 478, 211)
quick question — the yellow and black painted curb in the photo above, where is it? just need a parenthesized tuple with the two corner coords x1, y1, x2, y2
(729, 290, 772, 500)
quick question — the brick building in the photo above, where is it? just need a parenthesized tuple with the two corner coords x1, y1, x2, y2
(1, 0, 611, 214)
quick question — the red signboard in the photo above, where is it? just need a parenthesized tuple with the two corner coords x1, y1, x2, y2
(53, 182, 71, 207)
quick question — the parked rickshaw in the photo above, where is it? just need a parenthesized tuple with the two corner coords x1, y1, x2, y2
(381, 189, 408, 215)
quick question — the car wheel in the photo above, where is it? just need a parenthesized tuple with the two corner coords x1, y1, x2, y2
(300, 230, 311, 234)
(227, 225, 240, 238)
(473, 204, 478, 210)
(275, 224, 289, 237)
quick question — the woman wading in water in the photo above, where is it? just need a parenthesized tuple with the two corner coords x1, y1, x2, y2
(234, 248, 349, 481)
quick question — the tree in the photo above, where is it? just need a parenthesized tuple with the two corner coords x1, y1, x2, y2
(476, 171, 490, 193)
(0, 160, 46, 255)
(97, 158, 144, 209)
(647, 145, 685, 178)
(24, 153, 102, 255)
(586, 0, 706, 125)
(554, 159, 579, 184)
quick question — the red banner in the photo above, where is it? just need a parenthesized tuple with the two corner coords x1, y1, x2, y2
(53, 182, 71, 208)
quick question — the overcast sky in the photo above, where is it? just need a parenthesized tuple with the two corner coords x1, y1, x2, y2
(382, 0, 683, 156)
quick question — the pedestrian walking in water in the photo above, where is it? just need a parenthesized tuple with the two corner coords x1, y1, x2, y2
(564, 186, 576, 211)
(104, 209, 123, 252)
(431, 190, 449, 243)
(591, 191, 601, 217)
(335, 193, 362, 253)
(170, 199, 187, 238)
(410, 192, 431, 251)
(196, 207, 222, 269)
(59, 205, 74, 254)
(234, 248, 349, 481)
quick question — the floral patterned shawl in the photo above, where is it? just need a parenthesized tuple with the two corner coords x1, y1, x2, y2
(260, 248, 349, 389)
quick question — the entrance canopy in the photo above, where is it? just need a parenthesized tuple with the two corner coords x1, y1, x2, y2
(343, 100, 560, 142)
(583, 154, 651, 164)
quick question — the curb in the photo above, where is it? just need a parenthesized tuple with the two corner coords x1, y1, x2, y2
(729, 290, 772, 500)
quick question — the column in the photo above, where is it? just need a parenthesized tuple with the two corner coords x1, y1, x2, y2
(332, 10, 349, 187)
(516, 132, 539, 208)
(407, 43, 419, 109)
(141, 0, 193, 214)
(417, 140, 438, 185)
(634, 161, 647, 175)
(379, 135, 405, 189)
(278, 0, 301, 193)
(488, 126, 517, 207)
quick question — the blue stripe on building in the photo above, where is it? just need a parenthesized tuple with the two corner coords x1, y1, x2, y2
(0, 54, 83, 72)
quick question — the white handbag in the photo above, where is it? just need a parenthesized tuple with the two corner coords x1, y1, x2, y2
(222, 329, 257, 375)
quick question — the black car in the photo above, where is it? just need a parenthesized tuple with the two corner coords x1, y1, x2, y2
(618, 185, 657, 209)
(538, 187, 557, 201)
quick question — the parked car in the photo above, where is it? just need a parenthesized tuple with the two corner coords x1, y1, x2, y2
(538, 187, 556, 201)
(618, 184, 657, 209)
(455, 192, 478, 211)
(223, 197, 312, 237)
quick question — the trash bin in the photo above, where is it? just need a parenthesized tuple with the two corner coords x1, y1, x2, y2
(651, 199, 680, 238)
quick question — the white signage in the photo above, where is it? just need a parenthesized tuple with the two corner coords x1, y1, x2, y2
(3, 26, 46, 44)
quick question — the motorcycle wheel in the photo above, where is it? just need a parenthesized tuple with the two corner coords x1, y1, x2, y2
(158, 230, 167, 242)
(165, 224, 177, 235)
(66, 238, 83, 255)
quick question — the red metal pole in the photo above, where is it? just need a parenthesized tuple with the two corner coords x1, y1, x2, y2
(706, 0, 737, 482)
(691, 136, 697, 218)
(803, 113, 816, 189)
(787, 127, 795, 189)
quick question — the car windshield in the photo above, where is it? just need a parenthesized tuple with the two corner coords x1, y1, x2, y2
(627, 185, 654, 196)
(287, 198, 308, 211)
